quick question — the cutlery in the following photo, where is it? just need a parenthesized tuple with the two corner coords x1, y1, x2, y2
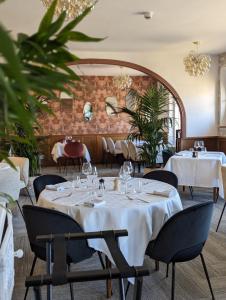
(52, 192, 72, 201)
(126, 195, 150, 203)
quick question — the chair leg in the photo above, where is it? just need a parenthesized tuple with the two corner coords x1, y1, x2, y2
(189, 186, 193, 199)
(125, 282, 130, 297)
(118, 278, 125, 300)
(171, 262, 176, 300)
(213, 187, 219, 203)
(166, 263, 169, 278)
(24, 256, 37, 300)
(216, 202, 226, 232)
(68, 264, 74, 300)
(200, 253, 215, 300)
(16, 200, 24, 218)
(25, 186, 34, 205)
(97, 251, 105, 269)
(155, 260, 159, 271)
(133, 277, 143, 300)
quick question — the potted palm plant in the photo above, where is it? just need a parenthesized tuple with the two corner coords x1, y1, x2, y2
(0, 0, 102, 204)
(120, 85, 173, 170)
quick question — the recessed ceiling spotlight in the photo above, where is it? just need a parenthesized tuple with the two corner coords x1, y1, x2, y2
(135, 11, 154, 19)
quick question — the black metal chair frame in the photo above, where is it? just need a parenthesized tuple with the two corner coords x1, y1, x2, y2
(216, 201, 226, 232)
(22, 204, 105, 300)
(25, 230, 149, 300)
(126, 202, 215, 300)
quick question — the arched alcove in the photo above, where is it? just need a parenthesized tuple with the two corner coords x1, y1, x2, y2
(69, 58, 186, 138)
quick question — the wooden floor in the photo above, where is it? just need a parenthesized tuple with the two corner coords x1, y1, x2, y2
(12, 165, 226, 299)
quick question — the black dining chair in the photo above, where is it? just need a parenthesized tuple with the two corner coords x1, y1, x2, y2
(22, 205, 105, 300)
(143, 170, 178, 189)
(33, 174, 67, 202)
(145, 201, 214, 300)
(162, 149, 174, 167)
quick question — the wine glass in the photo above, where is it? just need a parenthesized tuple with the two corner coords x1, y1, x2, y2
(199, 140, 205, 150)
(82, 162, 92, 178)
(119, 166, 129, 194)
(123, 161, 133, 177)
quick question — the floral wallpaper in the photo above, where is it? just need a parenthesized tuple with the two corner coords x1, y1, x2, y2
(37, 76, 154, 135)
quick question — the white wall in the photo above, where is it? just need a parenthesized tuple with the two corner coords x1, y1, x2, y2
(75, 50, 219, 137)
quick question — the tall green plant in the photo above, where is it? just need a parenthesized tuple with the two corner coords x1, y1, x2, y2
(0, 0, 103, 167)
(120, 85, 172, 167)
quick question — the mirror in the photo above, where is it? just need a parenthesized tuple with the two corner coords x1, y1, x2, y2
(105, 96, 118, 116)
(83, 102, 93, 121)
(125, 92, 135, 110)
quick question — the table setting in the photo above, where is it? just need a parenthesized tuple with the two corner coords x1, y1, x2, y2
(38, 162, 182, 270)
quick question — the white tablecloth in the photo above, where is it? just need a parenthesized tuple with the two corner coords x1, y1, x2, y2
(0, 207, 14, 300)
(51, 142, 91, 163)
(38, 177, 182, 269)
(164, 151, 226, 197)
(0, 163, 24, 201)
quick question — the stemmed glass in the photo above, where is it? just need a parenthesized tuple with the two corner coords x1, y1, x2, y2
(123, 161, 133, 178)
(82, 162, 92, 178)
(119, 165, 131, 194)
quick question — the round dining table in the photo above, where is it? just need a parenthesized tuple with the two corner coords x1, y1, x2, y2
(51, 141, 91, 163)
(38, 177, 183, 270)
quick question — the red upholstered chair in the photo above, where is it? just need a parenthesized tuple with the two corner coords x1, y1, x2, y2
(64, 141, 84, 173)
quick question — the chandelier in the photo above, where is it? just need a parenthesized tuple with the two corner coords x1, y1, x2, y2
(41, 0, 95, 20)
(184, 41, 211, 76)
(113, 73, 133, 90)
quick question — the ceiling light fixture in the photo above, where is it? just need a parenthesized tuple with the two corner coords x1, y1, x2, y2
(41, 0, 95, 20)
(184, 41, 211, 76)
(113, 71, 133, 90)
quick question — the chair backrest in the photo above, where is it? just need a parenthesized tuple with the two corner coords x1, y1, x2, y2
(121, 140, 129, 159)
(101, 137, 108, 152)
(143, 170, 178, 189)
(148, 201, 213, 263)
(23, 205, 94, 263)
(162, 149, 174, 167)
(128, 141, 138, 161)
(7, 156, 29, 186)
(106, 137, 115, 154)
(64, 141, 84, 158)
(33, 174, 67, 201)
(221, 164, 226, 199)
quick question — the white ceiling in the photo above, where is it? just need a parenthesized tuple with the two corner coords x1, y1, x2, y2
(1, 0, 226, 54)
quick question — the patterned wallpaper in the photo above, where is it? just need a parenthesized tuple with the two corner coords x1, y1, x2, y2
(37, 76, 154, 135)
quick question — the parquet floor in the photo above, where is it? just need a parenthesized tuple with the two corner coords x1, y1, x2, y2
(12, 166, 226, 299)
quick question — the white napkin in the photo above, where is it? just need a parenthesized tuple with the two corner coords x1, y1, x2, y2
(83, 199, 106, 208)
(45, 185, 65, 192)
(148, 189, 175, 197)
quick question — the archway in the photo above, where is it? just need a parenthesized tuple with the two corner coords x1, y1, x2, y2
(70, 58, 186, 138)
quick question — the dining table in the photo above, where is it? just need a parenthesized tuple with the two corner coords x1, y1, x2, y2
(0, 162, 24, 201)
(164, 150, 226, 200)
(38, 177, 183, 279)
(51, 141, 91, 163)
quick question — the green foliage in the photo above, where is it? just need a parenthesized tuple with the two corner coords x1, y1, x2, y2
(0, 0, 103, 173)
(119, 85, 172, 166)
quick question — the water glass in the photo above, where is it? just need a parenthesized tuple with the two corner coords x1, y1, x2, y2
(135, 179, 142, 193)
(75, 175, 81, 188)
(120, 181, 128, 194)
